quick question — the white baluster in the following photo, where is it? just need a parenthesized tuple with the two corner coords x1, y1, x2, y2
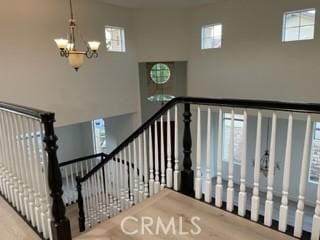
(226, 110, 235, 212)
(25, 118, 37, 227)
(13, 114, 22, 211)
(20, 117, 35, 223)
(116, 156, 121, 212)
(154, 122, 160, 193)
(148, 126, 155, 196)
(98, 167, 107, 220)
(111, 158, 117, 215)
(88, 176, 96, 223)
(215, 108, 223, 207)
(279, 114, 293, 232)
(166, 110, 173, 188)
(138, 135, 144, 202)
(7, 113, 22, 213)
(15, 115, 30, 218)
(75, 161, 79, 181)
(128, 144, 134, 206)
(80, 161, 84, 178)
(94, 173, 102, 221)
(65, 166, 70, 205)
(82, 181, 88, 227)
(143, 131, 149, 199)
(1, 112, 13, 204)
(19, 117, 30, 218)
(30, 121, 43, 233)
(9, 113, 23, 213)
(204, 107, 212, 203)
(238, 110, 247, 217)
(107, 161, 114, 217)
(70, 165, 75, 203)
(133, 140, 139, 204)
(264, 112, 277, 226)
(107, 159, 113, 217)
(39, 125, 52, 239)
(311, 177, 320, 240)
(0, 111, 6, 196)
(173, 105, 180, 191)
(119, 151, 125, 211)
(0, 111, 4, 176)
(160, 116, 166, 190)
(294, 115, 312, 238)
(195, 106, 202, 200)
(251, 111, 262, 222)
(98, 163, 105, 219)
(103, 164, 110, 218)
(0, 111, 10, 200)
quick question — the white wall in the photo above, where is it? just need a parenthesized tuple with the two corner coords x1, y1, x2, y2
(188, 0, 320, 102)
(134, 8, 190, 62)
(55, 121, 94, 163)
(0, 0, 140, 127)
(132, 0, 320, 103)
(104, 113, 136, 153)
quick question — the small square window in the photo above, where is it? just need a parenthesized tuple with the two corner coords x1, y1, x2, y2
(282, 9, 316, 42)
(105, 26, 126, 52)
(201, 24, 222, 49)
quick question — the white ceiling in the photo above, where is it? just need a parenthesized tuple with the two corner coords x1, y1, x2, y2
(98, 0, 217, 9)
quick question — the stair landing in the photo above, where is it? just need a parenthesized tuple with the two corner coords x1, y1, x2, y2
(75, 189, 295, 240)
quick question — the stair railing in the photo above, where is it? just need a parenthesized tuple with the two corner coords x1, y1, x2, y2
(0, 102, 72, 240)
(75, 97, 320, 240)
(59, 153, 107, 205)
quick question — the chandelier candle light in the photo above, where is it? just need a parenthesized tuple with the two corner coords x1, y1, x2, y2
(54, 0, 100, 71)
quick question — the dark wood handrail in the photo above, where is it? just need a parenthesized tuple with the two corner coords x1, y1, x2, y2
(80, 96, 320, 182)
(0, 101, 51, 119)
(59, 153, 107, 167)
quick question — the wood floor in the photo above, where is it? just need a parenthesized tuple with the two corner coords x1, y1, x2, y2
(0, 197, 40, 240)
(75, 189, 295, 240)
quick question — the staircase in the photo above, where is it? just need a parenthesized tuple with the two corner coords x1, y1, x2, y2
(1, 97, 320, 240)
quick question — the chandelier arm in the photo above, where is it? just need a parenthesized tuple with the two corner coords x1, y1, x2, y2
(60, 49, 69, 57)
(65, 49, 70, 57)
(85, 47, 99, 59)
(85, 48, 93, 59)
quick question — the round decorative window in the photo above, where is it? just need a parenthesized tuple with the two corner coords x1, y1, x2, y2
(150, 63, 171, 84)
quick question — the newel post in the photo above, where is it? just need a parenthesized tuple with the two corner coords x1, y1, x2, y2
(76, 177, 85, 232)
(41, 113, 72, 240)
(181, 103, 194, 196)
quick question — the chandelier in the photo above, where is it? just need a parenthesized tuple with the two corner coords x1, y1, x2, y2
(54, 0, 100, 71)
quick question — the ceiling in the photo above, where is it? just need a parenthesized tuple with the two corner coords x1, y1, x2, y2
(98, 0, 217, 8)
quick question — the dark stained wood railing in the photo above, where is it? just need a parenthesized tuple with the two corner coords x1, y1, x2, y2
(41, 113, 72, 240)
(0, 101, 72, 240)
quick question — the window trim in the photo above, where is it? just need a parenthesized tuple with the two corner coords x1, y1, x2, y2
(201, 23, 223, 50)
(282, 8, 316, 42)
(92, 118, 107, 154)
(308, 122, 320, 184)
(222, 113, 244, 165)
(105, 25, 126, 52)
